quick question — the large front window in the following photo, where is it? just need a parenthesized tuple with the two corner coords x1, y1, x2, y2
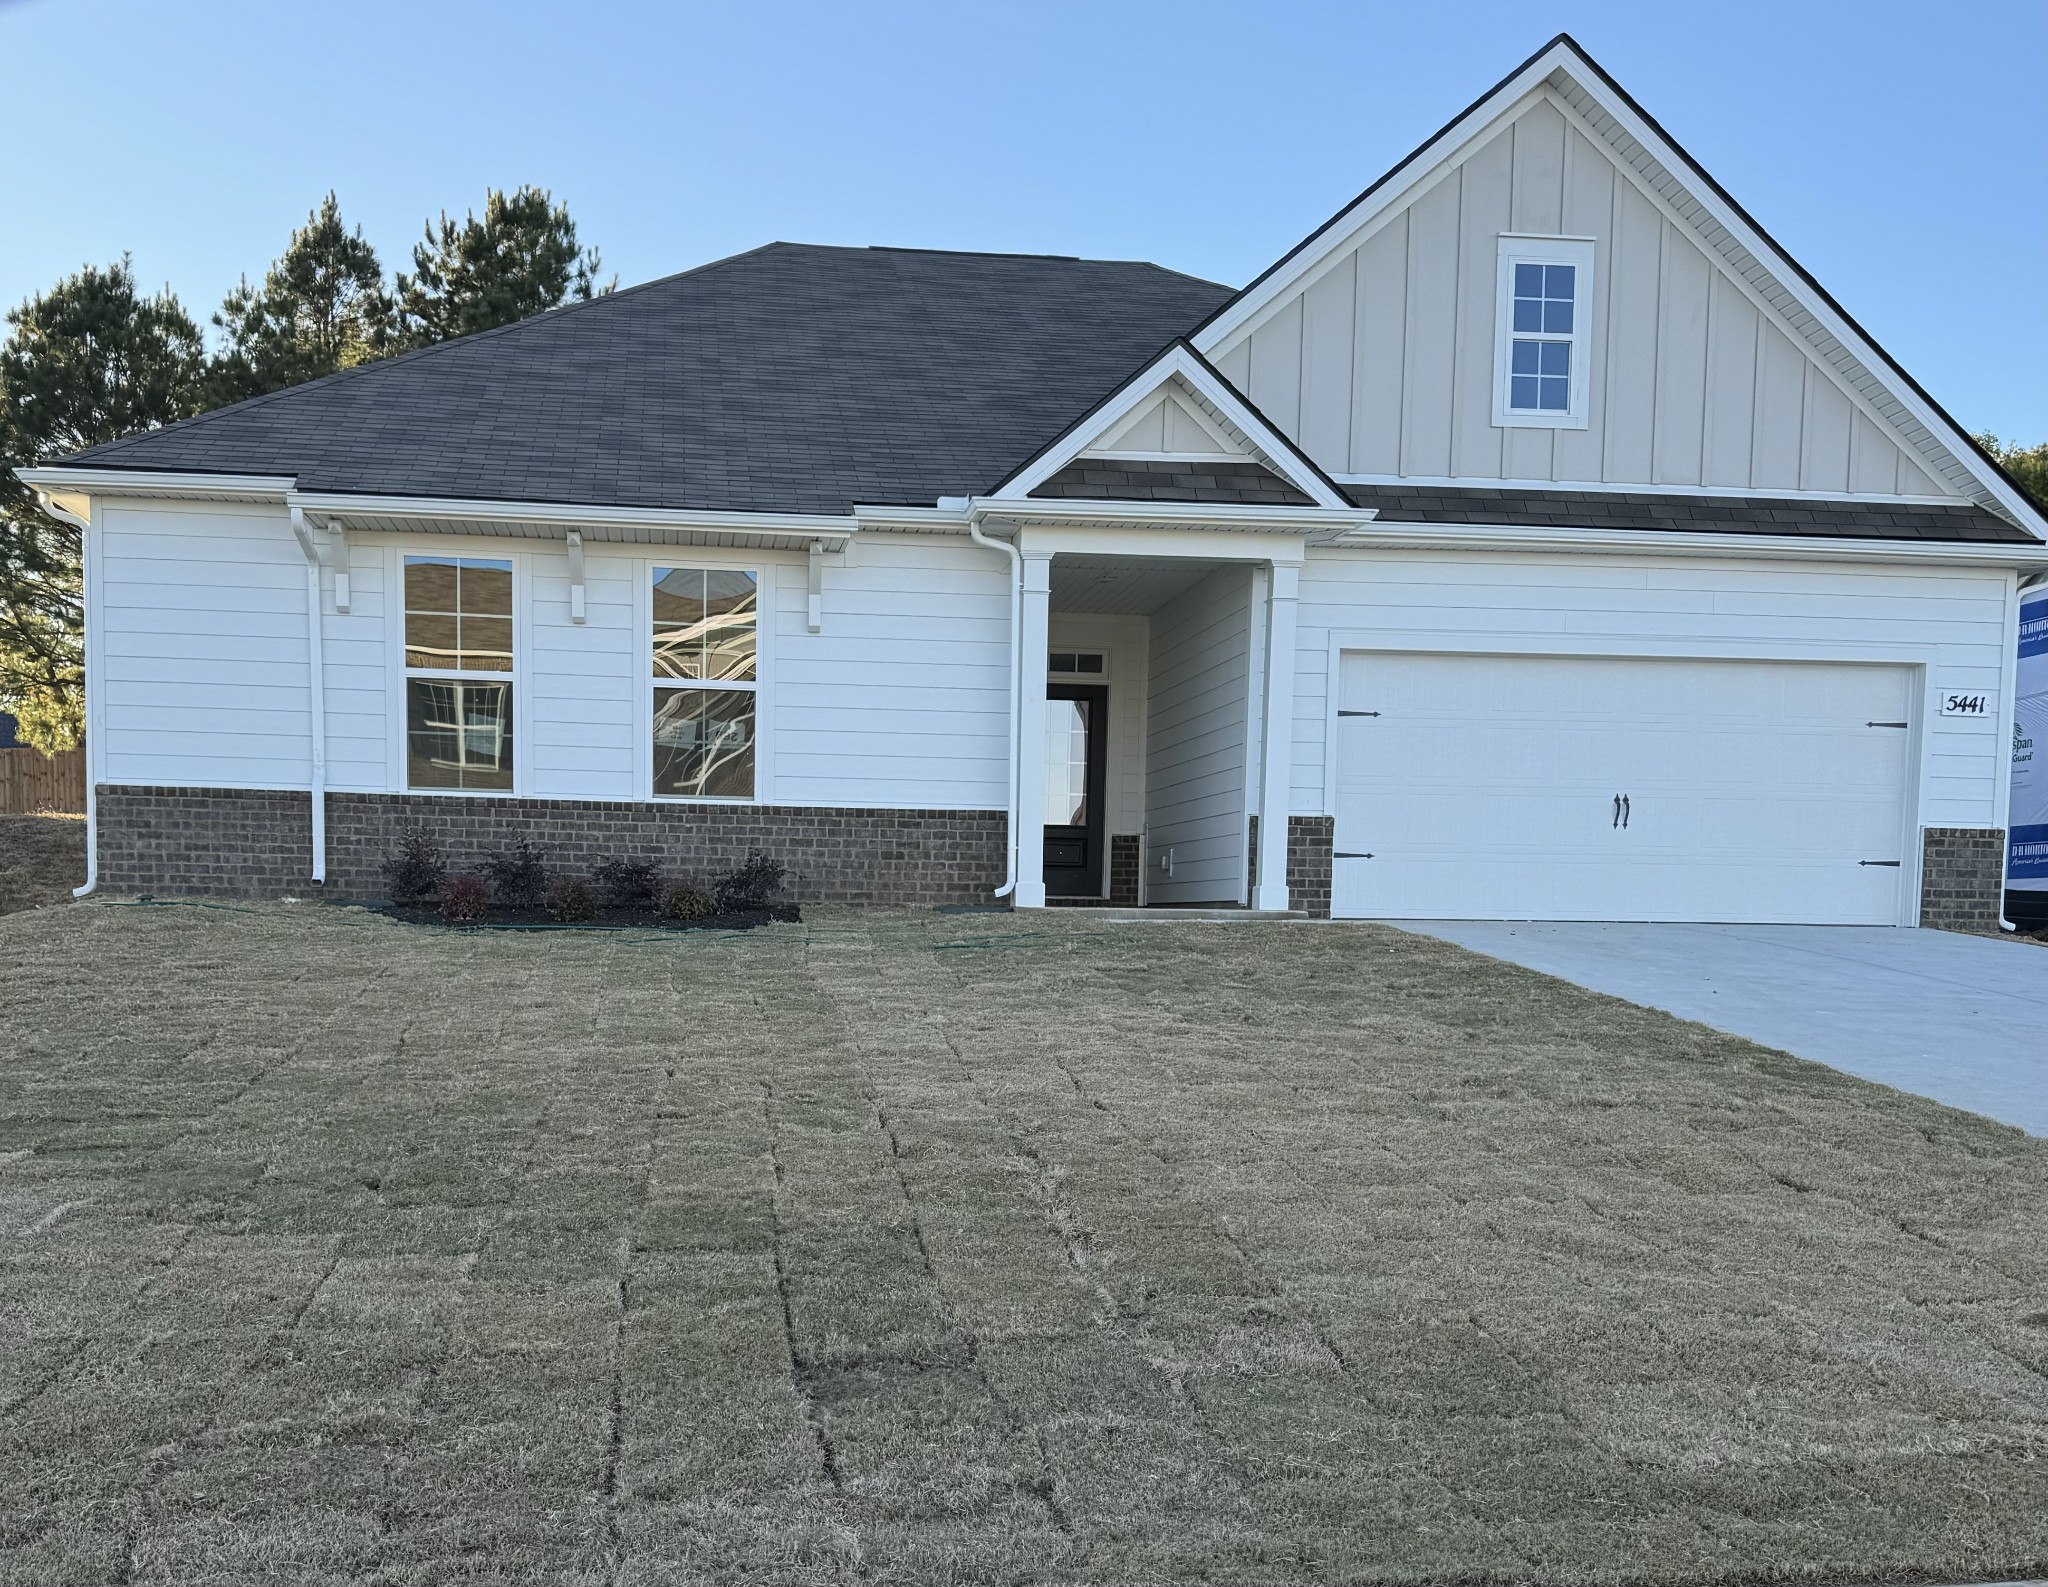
(652, 566, 756, 798)
(405, 555, 513, 790)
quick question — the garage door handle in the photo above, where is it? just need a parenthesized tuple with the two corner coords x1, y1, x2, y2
(1621, 795, 1630, 829)
(1612, 795, 1622, 829)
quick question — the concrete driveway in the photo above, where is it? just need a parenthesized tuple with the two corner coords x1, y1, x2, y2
(1387, 922, 2046, 1135)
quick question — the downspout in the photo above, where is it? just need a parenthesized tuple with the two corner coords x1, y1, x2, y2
(34, 491, 98, 897)
(967, 509, 1022, 897)
(1999, 567, 2048, 932)
(289, 507, 328, 885)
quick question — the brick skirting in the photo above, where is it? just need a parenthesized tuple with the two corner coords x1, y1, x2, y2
(1109, 834, 1141, 906)
(1286, 815, 1335, 920)
(93, 786, 1007, 906)
(1918, 826, 2005, 933)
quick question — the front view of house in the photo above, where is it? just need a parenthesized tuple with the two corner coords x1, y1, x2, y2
(23, 37, 2047, 929)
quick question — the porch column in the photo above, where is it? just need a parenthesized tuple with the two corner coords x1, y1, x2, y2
(1251, 559, 1300, 912)
(1013, 549, 1054, 908)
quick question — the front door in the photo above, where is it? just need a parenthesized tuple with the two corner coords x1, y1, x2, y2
(1043, 682, 1108, 897)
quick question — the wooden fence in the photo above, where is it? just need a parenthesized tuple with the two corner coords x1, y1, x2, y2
(0, 746, 86, 815)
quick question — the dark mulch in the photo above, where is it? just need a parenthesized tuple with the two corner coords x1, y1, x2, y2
(377, 901, 801, 932)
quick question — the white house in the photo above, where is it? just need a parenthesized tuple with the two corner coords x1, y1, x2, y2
(21, 35, 2048, 928)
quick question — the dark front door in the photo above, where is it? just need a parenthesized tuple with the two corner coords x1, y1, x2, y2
(1043, 682, 1108, 898)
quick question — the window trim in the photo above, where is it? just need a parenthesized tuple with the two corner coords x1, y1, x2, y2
(392, 547, 528, 797)
(643, 557, 767, 805)
(1492, 235, 1595, 431)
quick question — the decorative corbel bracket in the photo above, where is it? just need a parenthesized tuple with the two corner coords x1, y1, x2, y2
(566, 531, 586, 624)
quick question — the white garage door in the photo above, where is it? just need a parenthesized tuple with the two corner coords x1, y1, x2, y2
(1332, 652, 1914, 924)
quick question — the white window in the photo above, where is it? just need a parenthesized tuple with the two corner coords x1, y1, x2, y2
(403, 555, 514, 791)
(1493, 236, 1594, 429)
(652, 565, 757, 799)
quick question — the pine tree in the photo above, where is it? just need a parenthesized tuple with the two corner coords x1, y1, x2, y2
(0, 260, 206, 750)
(396, 185, 612, 344)
(208, 192, 395, 403)
(1975, 433, 2048, 512)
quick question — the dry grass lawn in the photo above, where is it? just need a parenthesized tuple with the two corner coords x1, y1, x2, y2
(0, 898, 2043, 1586)
(0, 813, 84, 915)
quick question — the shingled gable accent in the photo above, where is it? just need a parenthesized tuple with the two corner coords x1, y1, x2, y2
(988, 341, 1352, 510)
(1186, 35, 2048, 540)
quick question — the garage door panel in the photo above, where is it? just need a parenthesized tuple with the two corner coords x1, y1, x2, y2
(1333, 651, 1912, 924)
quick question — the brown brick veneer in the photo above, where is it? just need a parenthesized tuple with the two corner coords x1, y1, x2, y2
(1918, 826, 2005, 932)
(1109, 834, 1141, 907)
(94, 786, 1006, 906)
(1286, 815, 1335, 920)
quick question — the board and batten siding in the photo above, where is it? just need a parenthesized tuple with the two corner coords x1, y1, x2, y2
(1210, 94, 1956, 499)
(91, 508, 1012, 811)
(1292, 548, 2014, 832)
(1145, 564, 1253, 903)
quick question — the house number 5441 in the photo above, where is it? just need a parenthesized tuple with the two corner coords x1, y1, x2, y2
(1940, 692, 1991, 717)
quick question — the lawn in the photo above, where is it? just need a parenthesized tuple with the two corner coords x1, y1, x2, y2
(0, 899, 2043, 1587)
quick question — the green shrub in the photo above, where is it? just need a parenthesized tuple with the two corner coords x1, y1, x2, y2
(381, 828, 446, 904)
(439, 875, 490, 924)
(714, 850, 786, 914)
(546, 876, 597, 922)
(593, 857, 661, 910)
(481, 840, 548, 910)
(659, 879, 714, 921)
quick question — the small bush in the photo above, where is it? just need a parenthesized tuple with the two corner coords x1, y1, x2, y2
(593, 857, 661, 911)
(382, 828, 446, 905)
(714, 850, 786, 914)
(659, 879, 715, 921)
(481, 839, 548, 910)
(439, 874, 490, 924)
(545, 875, 598, 922)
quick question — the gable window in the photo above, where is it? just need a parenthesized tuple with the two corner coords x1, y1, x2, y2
(1493, 237, 1594, 430)
(652, 566, 757, 799)
(404, 555, 514, 790)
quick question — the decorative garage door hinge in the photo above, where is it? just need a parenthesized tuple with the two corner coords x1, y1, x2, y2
(1334, 852, 1375, 859)
(1858, 860, 1902, 867)
(1337, 710, 1381, 717)
(1865, 721, 1909, 728)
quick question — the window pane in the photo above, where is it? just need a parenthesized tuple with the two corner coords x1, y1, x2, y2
(1539, 342, 1571, 378)
(1049, 653, 1075, 673)
(653, 687, 755, 798)
(459, 560, 513, 617)
(405, 557, 460, 614)
(1544, 263, 1576, 300)
(405, 611, 460, 670)
(652, 567, 707, 630)
(1510, 339, 1540, 375)
(457, 616, 515, 672)
(1512, 298, 1542, 333)
(703, 571, 757, 683)
(1514, 262, 1543, 297)
(1044, 699, 1088, 825)
(1538, 376, 1570, 411)
(1076, 654, 1103, 674)
(407, 679, 512, 791)
(1510, 375, 1540, 410)
(1542, 298, 1574, 334)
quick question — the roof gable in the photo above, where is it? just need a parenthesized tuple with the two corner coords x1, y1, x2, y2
(1192, 36, 2046, 537)
(988, 343, 1351, 509)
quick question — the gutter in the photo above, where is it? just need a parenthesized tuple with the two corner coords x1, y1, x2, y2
(962, 501, 1022, 899)
(1323, 520, 2048, 569)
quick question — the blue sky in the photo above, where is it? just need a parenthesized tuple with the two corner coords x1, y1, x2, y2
(2, 0, 2041, 439)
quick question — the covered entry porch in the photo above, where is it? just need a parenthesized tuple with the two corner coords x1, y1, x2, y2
(1003, 524, 1305, 911)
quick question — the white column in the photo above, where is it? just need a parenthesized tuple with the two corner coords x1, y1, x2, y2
(1013, 550, 1054, 908)
(1251, 560, 1299, 912)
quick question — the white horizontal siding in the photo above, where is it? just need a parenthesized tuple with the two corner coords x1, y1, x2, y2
(526, 553, 640, 798)
(97, 502, 313, 790)
(1146, 565, 1252, 903)
(1294, 548, 2013, 830)
(769, 535, 1009, 809)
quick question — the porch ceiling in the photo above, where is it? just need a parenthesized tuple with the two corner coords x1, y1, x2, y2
(1047, 554, 1238, 616)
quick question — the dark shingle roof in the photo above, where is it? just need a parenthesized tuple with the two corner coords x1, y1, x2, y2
(1342, 484, 2033, 544)
(58, 243, 1235, 515)
(1030, 459, 1314, 506)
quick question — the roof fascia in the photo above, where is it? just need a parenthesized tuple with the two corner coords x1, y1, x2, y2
(990, 342, 1353, 509)
(16, 466, 298, 501)
(968, 497, 1376, 536)
(1325, 519, 2048, 568)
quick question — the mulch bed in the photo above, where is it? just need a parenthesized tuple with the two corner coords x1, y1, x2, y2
(378, 901, 801, 932)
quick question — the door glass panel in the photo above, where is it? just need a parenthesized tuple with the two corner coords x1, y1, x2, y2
(1044, 699, 1089, 826)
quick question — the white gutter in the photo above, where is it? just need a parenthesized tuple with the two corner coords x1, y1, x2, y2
(1325, 520, 2048, 569)
(288, 507, 328, 884)
(31, 491, 100, 898)
(16, 466, 298, 500)
(964, 503, 1022, 898)
(292, 489, 856, 544)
